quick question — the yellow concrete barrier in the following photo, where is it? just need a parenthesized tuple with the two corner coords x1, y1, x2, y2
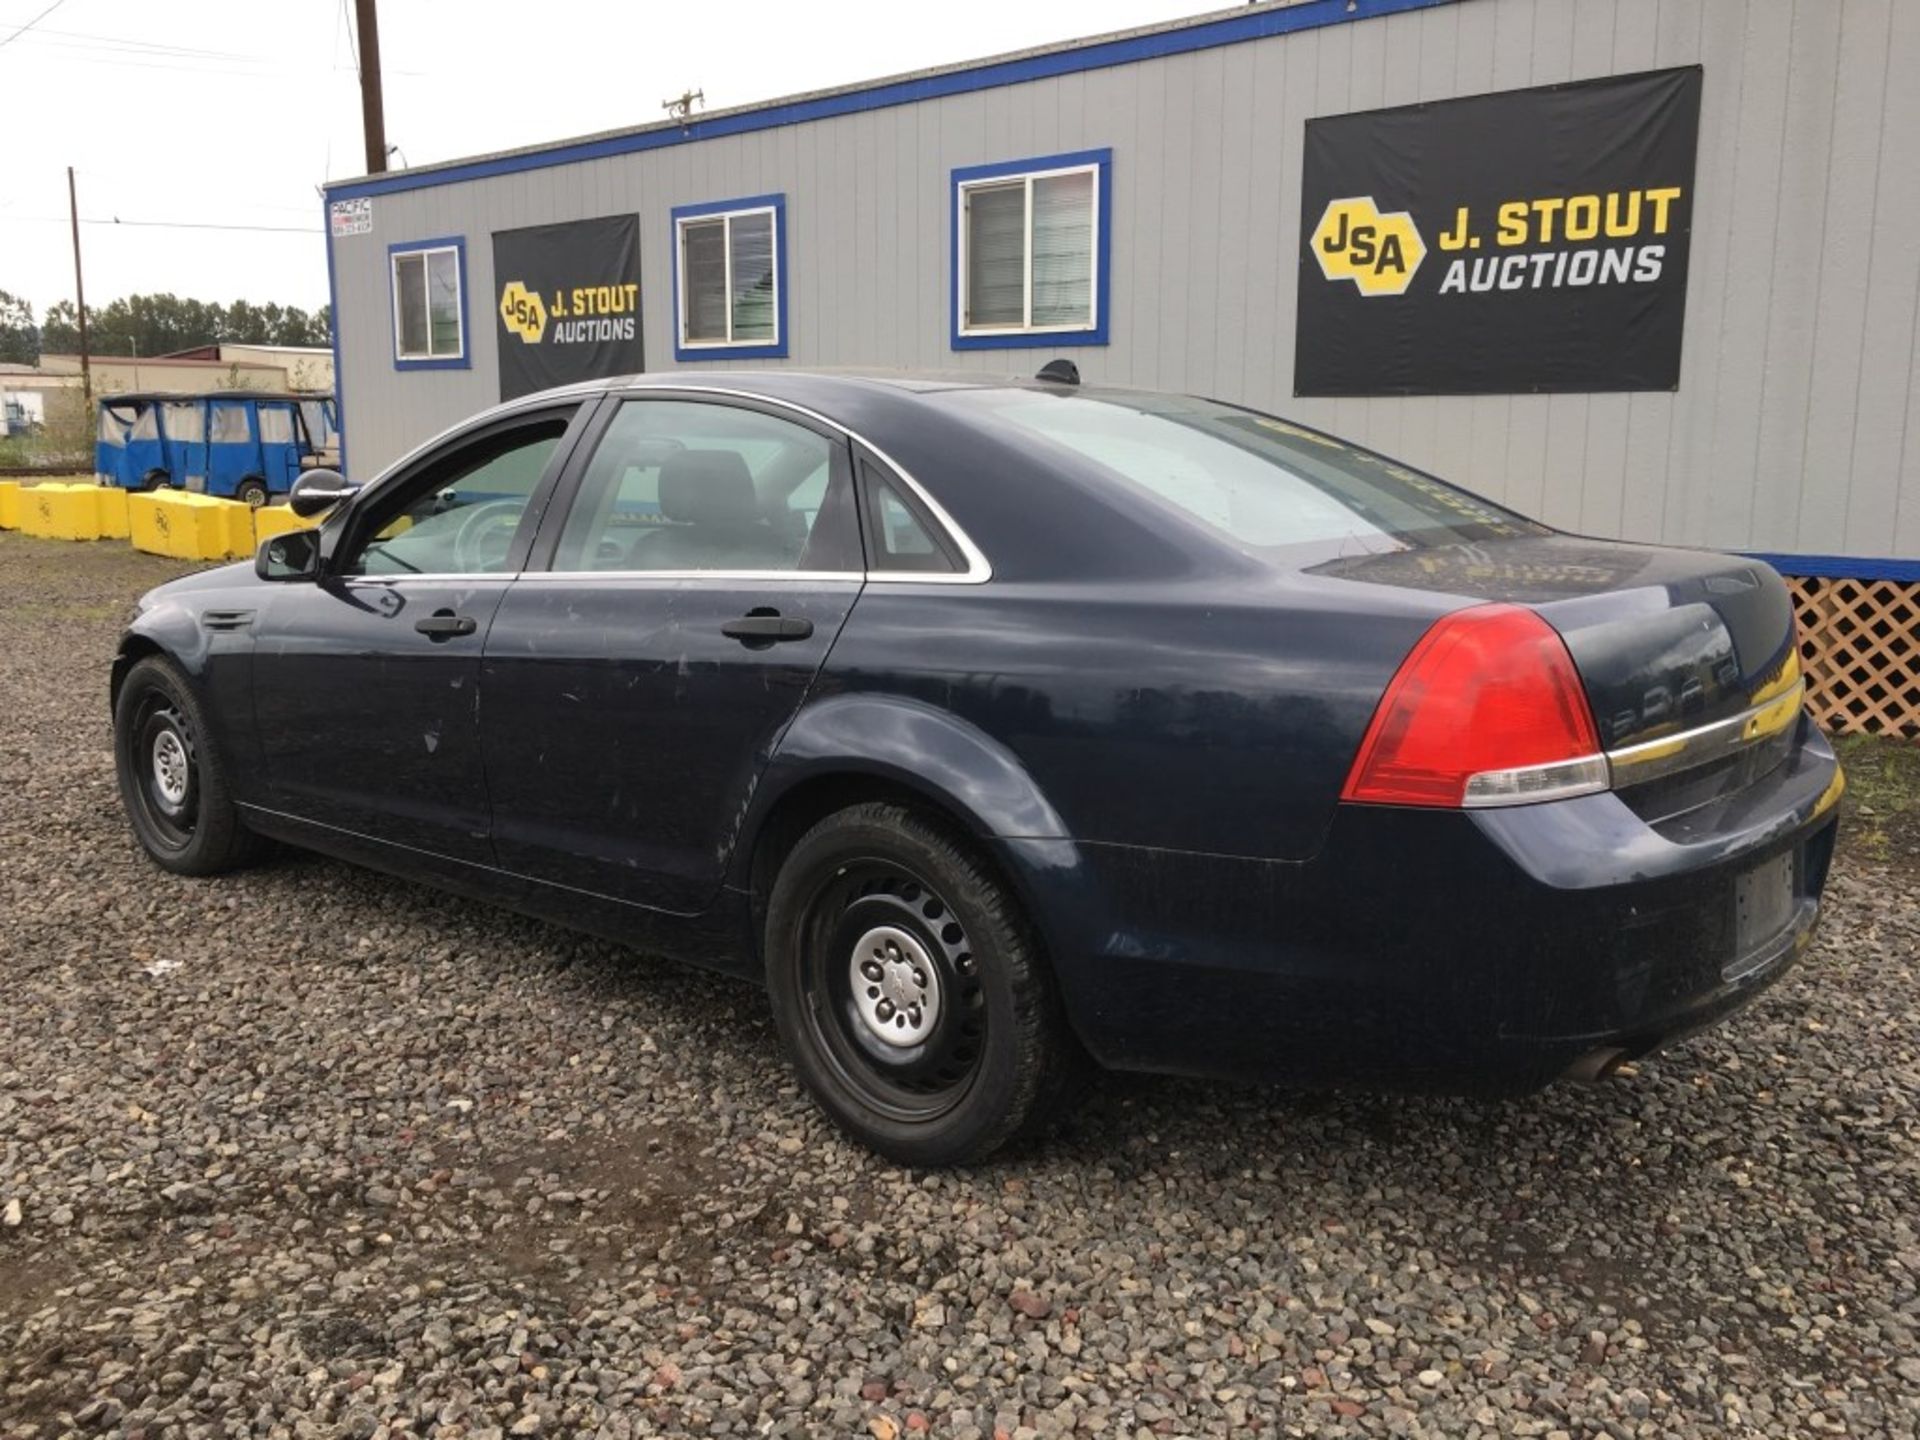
(0, 480, 20, 530)
(128, 491, 256, 561)
(252, 504, 315, 548)
(96, 485, 131, 540)
(19, 482, 108, 541)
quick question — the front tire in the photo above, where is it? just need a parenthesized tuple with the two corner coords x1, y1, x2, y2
(764, 802, 1083, 1166)
(113, 656, 260, 875)
(235, 478, 269, 509)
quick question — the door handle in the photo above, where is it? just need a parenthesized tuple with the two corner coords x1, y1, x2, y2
(721, 613, 814, 644)
(415, 610, 477, 639)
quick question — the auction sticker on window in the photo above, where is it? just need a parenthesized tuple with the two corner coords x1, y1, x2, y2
(1295, 66, 1702, 397)
(329, 197, 372, 238)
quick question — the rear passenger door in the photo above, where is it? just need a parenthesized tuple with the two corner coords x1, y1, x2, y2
(479, 393, 865, 914)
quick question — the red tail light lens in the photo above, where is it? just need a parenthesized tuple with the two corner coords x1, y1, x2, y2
(1341, 604, 1607, 808)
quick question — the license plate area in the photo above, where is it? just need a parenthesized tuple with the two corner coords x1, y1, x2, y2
(1733, 851, 1796, 955)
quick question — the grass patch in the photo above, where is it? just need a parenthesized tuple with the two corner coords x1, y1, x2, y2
(1833, 733, 1920, 859)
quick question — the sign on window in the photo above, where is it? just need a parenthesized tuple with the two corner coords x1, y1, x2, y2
(1295, 67, 1702, 396)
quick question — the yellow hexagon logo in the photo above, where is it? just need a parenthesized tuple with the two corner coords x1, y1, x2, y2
(499, 280, 547, 344)
(1311, 196, 1426, 297)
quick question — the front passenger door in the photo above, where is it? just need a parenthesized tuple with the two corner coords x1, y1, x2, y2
(249, 405, 587, 860)
(481, 394, 865, 913)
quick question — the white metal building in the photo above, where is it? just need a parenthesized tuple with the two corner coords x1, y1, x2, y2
(321, 0, 1920, 590)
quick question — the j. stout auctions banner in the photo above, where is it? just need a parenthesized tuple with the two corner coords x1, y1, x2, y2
(1295, 67, 1702, 396)
(493, 215, 644, 401)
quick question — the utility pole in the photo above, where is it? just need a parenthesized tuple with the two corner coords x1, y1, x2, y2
(354, 0, 387, 174)
(66, 165, 91, 405)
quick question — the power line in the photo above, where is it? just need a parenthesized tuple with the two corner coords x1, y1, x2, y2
(1, 213, 321, 234)
(0, 0, 70, 50)
(92, 216, 322, 234)
(9, 23, 257, 60)
(340, 0, 359, 79)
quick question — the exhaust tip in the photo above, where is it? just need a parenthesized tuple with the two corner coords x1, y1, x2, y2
(1563, 1047, 1633, 1083)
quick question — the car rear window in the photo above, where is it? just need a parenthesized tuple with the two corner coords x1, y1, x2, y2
(941, 388, 1544, 560)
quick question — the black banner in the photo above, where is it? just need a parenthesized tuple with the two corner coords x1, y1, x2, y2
(493, 215, 644, 401)
(1295, 67, 1702, 397)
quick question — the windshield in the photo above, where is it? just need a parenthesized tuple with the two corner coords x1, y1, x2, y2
(940, 388, 1544, 562)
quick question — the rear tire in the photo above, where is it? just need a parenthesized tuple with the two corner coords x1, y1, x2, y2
(142, 471, 172, 492)
(235, 478, 269, 509)
(113, 656, 261, 876)
(764, 801, 1085, 1166)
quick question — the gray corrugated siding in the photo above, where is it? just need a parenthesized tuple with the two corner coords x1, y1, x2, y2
(329, 0, 1920, 562)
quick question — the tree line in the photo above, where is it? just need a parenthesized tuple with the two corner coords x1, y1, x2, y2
(0, 289, 331, 365)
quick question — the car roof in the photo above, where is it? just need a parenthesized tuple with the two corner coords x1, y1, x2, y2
(535, 367, 1155, 402)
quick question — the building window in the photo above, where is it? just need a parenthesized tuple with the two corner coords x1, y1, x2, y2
(389, 237, 468, 369)
(952, 148, 1111, 350)
(671, 194, 788, 361)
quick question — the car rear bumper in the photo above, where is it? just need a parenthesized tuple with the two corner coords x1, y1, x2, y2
(1000, 722, 1843, 1092)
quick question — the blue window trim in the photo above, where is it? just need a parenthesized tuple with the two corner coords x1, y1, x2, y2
(387, 235, 471, 372)
(949, 148, 1112, 352)
(1747, 552, 1920, 583)
(323, 0, 1453, 204)
(670, 193, 789, 362)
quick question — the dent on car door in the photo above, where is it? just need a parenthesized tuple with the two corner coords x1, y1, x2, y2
(248, 404, 588, 860)
(481, 394, 866, 913)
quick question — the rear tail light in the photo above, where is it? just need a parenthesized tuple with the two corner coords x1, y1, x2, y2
(1342, 604, 1608, 809)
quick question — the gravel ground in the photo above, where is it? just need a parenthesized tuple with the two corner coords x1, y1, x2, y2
(2, 529, 1917, 1440)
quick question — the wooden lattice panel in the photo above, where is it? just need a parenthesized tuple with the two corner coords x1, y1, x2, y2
(1788, 576, 1920, 738)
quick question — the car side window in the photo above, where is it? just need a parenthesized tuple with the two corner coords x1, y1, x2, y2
(340, 416, 571, 578)
(550, 399, 860, 573)
(860, 460, 961, 574)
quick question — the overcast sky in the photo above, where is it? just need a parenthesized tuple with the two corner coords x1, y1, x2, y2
(0, 0, 1225, 320)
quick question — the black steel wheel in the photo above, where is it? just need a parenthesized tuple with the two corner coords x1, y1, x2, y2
(765, 801, 1086, 1165)
(113, 656, 260, 875)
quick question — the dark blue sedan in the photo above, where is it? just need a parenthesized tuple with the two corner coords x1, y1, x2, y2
(111, 371, 1842, 1164)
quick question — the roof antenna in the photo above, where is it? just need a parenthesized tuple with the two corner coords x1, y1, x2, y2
(1036, 358, 1080, 386)
(663, 89, 705, 125)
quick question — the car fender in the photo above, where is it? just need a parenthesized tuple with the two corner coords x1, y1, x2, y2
(111, 598, 215, 707)
(111, 584, 266, 804)
(737, 691, 1119, 1043)
(747, 691, 1073, 847)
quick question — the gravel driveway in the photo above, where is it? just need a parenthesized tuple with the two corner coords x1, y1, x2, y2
(2, 530, 1916, 1440)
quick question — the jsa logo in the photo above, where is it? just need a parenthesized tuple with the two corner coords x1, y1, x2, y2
(499, 281, 548, 344)
(1311, 196, 1426, 297)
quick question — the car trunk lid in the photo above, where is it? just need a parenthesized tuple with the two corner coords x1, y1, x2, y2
(1307, 533, 1806, 813)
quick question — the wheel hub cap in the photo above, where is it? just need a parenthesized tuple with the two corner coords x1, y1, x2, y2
(151, 730, 189, 808)
(850, 925, 941, 1047)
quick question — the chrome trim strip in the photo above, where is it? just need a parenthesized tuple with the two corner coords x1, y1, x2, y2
(1605, 678, 1807, 789)
(342, 573, 518, 584)
(513, 569, 867, 584)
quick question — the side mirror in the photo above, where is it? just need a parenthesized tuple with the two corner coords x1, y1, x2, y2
(256, 527, 322, 582)
(288, 468, 358, 518)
